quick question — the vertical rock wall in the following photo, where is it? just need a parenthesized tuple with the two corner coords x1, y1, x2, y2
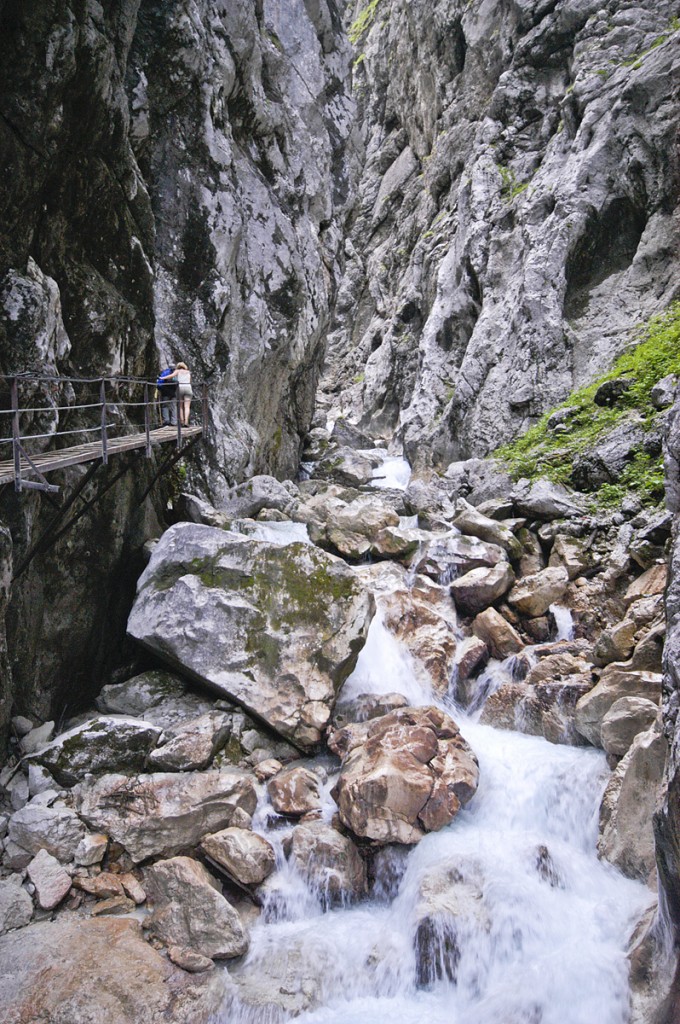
(129, 0, 357, 498)
(320, 0, 680, 468)
(0, 0, 355, 734)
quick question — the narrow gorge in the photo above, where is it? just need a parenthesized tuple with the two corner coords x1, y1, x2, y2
(0, 1, 679, 1023)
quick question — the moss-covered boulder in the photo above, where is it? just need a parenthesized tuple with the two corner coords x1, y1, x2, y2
(127, 524, 373, 751)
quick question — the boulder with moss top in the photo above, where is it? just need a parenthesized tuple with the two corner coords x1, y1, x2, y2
(127, 523, 373, 751)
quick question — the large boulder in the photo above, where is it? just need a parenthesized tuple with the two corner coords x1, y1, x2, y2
(511, 480, 585, 520)
(285, 820, 367, 907)
(144, 856, 248, 960)
(412, 532, 505, 580)
(127, 523, 373, 751)
(452, 499, 522, 560)
(31, 716, 162, 787)
(598, 722, 667, 883)
(507, 566, 569, 618)
(574, 666, 662, 747)
(75, 770, 256, 863)
(200, 827, 276, 887)
(219, 475, 299, 520)
(0, 917, 223, 1024)
(472, 607, 523, 660)
(600, 697, 661, 758)
(329, 706, 479, 845)
(8, 803, 86, 863)
(449, 563, 515, 617)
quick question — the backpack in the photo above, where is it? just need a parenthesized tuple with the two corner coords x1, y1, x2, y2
(156, 367, 174, 387)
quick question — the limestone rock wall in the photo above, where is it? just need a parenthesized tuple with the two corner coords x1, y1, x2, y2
(319, 0, 680, 469)
(0, 0, 355, 735)
(129, 0, 357, 496)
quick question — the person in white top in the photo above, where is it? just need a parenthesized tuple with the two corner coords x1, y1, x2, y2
(167, 361, 192, 426)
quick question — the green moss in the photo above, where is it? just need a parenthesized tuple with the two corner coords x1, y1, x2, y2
(349, 0, 382, 45)
(497, 164, 531, 202)
(494, 301, 680, 507)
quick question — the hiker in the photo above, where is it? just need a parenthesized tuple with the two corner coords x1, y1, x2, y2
(156, 365, 177, 426)
(166, 361, 193, 426)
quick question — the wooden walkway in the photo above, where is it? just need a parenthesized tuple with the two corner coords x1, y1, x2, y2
(0, 425, 202, 487)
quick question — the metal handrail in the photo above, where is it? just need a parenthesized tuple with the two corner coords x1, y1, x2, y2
(2, 372, 209, 493)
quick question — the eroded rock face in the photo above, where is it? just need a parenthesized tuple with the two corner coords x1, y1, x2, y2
(319, 0, 680, 472)
(127, 523, 373, 751)
(131, 0, 356, 492)
(75, 770, 256, 864)
(330, 706, 479, 844)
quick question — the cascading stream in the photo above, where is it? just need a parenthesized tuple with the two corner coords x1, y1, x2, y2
(216, 608, 654, 1024)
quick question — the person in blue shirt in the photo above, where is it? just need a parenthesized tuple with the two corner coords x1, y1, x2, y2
(157, 366, 177, 426)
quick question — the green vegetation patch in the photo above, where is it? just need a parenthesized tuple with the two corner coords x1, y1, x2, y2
(349, 0, 382, 45)
(494, 302, 680, 507)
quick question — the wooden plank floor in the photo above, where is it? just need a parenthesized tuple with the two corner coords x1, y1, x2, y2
(0, 425, 202, 486)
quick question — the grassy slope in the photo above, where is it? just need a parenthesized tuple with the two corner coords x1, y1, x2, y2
(494, 302, 680, 508)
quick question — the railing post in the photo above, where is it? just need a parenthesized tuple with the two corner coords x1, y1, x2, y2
(202, 383, 208, 432)
(11, 377, 21, 492)
(144, 382, 152, 457)
(100, 379, 108, 466)
(176, 390, 182, 447)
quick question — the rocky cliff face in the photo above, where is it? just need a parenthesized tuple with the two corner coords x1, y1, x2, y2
(129, 0, 357, 496)
(0, 0, 355, 734)
(320, 0, 680, 469)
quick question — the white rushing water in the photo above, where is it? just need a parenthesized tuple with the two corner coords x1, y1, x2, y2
(214, 602, 654, 1024)
(370, 453, 412, 490)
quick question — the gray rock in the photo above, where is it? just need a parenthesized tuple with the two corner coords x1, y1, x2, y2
(220, 476, 300, 520)
(32, 716, 162, 787)
(601, 697, 661, 758)
(147, 711, 231, 772)
(96, 670, 214, 730)
(571, 419, 646, 490)
(27, 764, 56, 798)
(7, 772, 29, 812)
(11, 717, 33, 738)
(127, 523, 373, 751)
(20, 721, 55, 756)
(452, 498, 522, 560)
(76, 770, 256, 864)
(512, 480, 585, 521)
(599, 722, 666, 882)
(650, 374, 677, 410)
(27, 848, 72, 910)
(575, 665, 662, 747)
(175, 493, 231, 529)
(0, 878, 33, 935)
(450, 563, 515, 617)
(74, 832, 108, 867)
(8, 803, 86, 863)
(200, 828, 276, 887)
(413, 532, 505, 581)
(145, 856, 248, 960)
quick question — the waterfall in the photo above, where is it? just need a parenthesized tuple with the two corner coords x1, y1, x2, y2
(214, 597, 655, 1024)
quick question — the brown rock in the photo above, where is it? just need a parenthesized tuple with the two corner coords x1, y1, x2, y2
(330, 706, 479, 845)
(285, 820, 367, 905)
(507, 566, 569, 618)
(450, 563, 515, 617)
(74, 872, 126, 899)
(200, 827, 276, 886)
(0, 917, 223, 1023)
(575, 665, 662, 747)
(254, 758, 283, 782)
(118, 873, 146, 905)
(27, 849, 72, 911)
(91, 895, 137, 916)
(623, 564, 667, 607)
(472, 607, 523, 659)
(453, 636, 489, 683)
(267, 766, 321, 817)
(167, 946, 215, 973)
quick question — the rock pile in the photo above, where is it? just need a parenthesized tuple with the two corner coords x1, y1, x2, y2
(0, 452, 671, 1020)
